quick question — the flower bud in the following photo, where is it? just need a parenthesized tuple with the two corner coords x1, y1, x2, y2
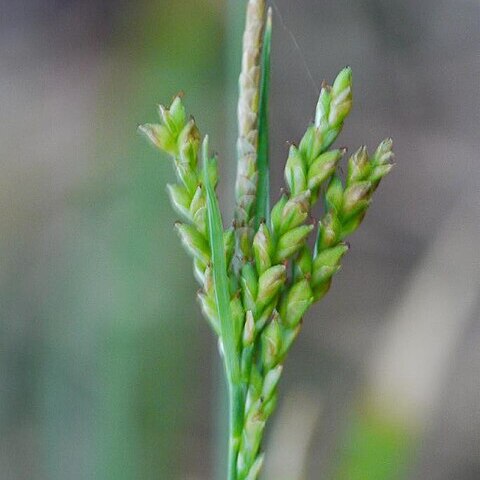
(369, 164, 394, 190)
(178, 118, 200, 148)
(312, 243, 349, 288)
(315, 87, 331, 130)
(299, 125, 323, 164)
(262, 365, 283, 401)
(203, 264, 214, 293)
(285, 146, 307, 196)
(237, 225, 254, 261)
(316, 213, 342, 250)
(197, 291, 219, 335)
(255, 300, 276, 331)
(261, 393, 278, 419)
(178, 120, 200, 166)
(343, 181, 372, 218)
(279, 324, 301, 358)
(175, 223, 210, 264)
(279, 190, 311, 235)
(270, 195, 288, 235)
(373, 138, 394, 165)
(340, 213, 365, 238)
(320, 126, 342, 152)
(243, 311, 255, 347)
(332, 66, 352, 97)
(174, 157, 198, 195)
(247, 365, 263, 412)
(314, 243, 349, 268)
(158, 104, 174, 132)
(347, 146, 370, 184)
(253, 223, 273, 275)
(138, 123, 176, 155)
(257, 265, 286, 310)
(294, 247, 313, 281)
(329, 92, 352, 128)
(241, 263, 259, 313)
(312, 266, 338, 291)
(275, 225, 314, 262)
(329, 67, 353, 128)
(279, 279, 313, 328)
(235, 148, 258, 217)
(261, 313, 283, 369)
(193, 258, 206, 285)
(168, 96, 186, 131)
(230, 294, 245, 348)
(203, 155, 219, 190)
(312, 280, 332, 302)
(189, 185, 205, 216)
(241, 345, 254, 384)
(239, 412, 265, 477)
(158, 97, 186, 136)
(167, 183, 191, 220)
(325, 176, 344, 213)
(192, 207, 207, 237)
(179, 135, 199, 171)
(308, 150, 342, 191)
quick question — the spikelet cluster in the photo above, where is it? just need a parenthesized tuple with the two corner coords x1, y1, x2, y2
(235, 0, 266, 265)
(140, 1, 393, 478)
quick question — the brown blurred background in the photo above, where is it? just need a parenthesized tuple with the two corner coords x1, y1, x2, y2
(0, 1, 479, 479)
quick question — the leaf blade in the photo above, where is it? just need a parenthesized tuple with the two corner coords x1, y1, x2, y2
(203, 137, 240, 383)
(255, 8, 272, 229)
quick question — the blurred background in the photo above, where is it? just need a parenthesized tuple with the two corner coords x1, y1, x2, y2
(1, 0, 479, 479)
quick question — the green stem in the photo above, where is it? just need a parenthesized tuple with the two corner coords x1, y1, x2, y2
(227, 381, 245, 480)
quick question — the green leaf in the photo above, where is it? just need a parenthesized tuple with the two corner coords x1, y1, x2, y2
(255, 8, 272, 230)
(202, 137, 240, 384)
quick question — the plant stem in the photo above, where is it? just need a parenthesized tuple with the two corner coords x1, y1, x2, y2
(227, 381, 245, 480)
(219, 0, 245, 478)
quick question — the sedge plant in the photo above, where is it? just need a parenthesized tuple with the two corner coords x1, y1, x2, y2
(140, 1, 393, 479)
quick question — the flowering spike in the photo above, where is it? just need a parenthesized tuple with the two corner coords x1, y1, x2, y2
(140, 5, 393, 475)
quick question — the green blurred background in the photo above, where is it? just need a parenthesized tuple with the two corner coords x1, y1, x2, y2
(1, 1, 479, 479)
